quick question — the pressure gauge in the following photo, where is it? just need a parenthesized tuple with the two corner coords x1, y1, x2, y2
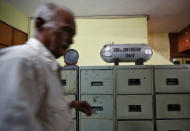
(64, 49, 79, 65)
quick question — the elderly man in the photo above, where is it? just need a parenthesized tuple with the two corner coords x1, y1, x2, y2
(0, 3, 91, 131)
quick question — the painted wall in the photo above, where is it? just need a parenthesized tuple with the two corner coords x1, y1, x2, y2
(0, 0, 28, 33)
(57, 17, 149, 66)
(29, 18, 35, 38)
(30, 17, 172, 65)
(0, 0, 173, 65)
(148, 33, 171, 63)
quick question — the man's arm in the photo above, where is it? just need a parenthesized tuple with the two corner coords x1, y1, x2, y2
(0, 57, 44, 131)
(69, 100, 92, 116)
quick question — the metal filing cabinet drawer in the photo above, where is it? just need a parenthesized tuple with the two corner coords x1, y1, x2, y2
(80, 70, 113, 94)
(118, 121, 154, 131)
(117, 95, 153, 119)
(80, 119, 113, 131)
(157, 120, 190, 131)
(156, 94, 190, 118)
(65, 95, 76, 118)
(80, 95, 113, 118)
(116, 69, 153, 94)
(61, 70, 77, 94)
(155, 66, 190, 93)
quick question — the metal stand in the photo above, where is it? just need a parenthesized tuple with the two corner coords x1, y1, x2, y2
(114, 58, 120, 65)
(135, 58, 144, 65)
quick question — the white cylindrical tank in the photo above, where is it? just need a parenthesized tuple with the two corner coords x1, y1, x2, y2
(100, 44, 153, 63)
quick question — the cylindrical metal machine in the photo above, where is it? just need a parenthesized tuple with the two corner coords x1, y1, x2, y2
(100, 44, 153, 64)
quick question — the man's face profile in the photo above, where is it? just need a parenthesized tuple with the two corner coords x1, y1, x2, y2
(40, 8, 76, 58)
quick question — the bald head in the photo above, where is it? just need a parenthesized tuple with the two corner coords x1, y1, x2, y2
(34, 3, 76, 58)
(34, 3, 57, 23)
(34, 3, 75, 32)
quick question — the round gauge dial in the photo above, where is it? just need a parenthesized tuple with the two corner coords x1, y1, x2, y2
(64, 49, 79, 65)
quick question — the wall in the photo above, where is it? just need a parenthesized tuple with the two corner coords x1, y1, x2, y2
(0, 0, 173, 65)
(147, 33, 172, 65)
(29, 17, 172, 66)
(0, 0, 28, 33)
(29, 18, 35, 38)
(148, 33, 171, 61)
(57, 17, 149, 66)
(59, 18, 172, 66)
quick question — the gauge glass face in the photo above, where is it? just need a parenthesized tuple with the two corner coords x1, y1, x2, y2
(64, 49, 79, 65)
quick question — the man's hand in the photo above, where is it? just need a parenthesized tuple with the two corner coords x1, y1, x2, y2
(69, 100, 92, 116)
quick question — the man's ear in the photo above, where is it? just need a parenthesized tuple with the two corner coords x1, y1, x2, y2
(35, 17, 45, 32)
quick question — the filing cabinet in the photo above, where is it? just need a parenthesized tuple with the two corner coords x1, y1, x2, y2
(118, 120, 154, 131)
(154, 65, 190, 93)
(61, 69, 78, 94)
(80, 95, 113, 118)
(80, 66, 113, 94)
(79, 66, 114, 131)
(117, 95, 153, 119)
(61, 66, 79, 131)
(155, 65, 190, 131)
(65, 94, 77, 118)
(76, 65, 190, 131)
(115, 66, 154, 131)
(115, 66, 153, 94)
(80, 119, 113, 131)
(157, 120, 190, 131)
(156, 94, 190, 119)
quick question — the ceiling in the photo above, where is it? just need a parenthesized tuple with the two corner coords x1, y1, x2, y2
(4, 0, 190, 33)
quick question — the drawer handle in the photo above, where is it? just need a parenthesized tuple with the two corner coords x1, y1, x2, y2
(166, 78, 178, 85)
(92, 106, 103, 111)
(61, 79, 66, 86)
(168, 104, 181, 111)
(91, 82, 103, 86)
(128, 79, 141, 85)
(129, 105, 141, 112)
(168, 130, 181, 131)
